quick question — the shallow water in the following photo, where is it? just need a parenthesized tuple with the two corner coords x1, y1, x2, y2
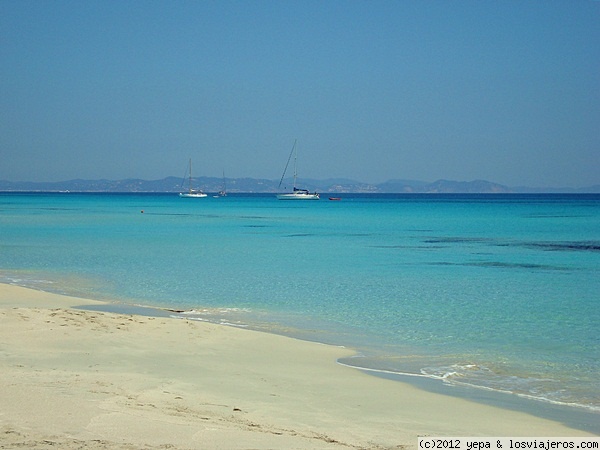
(1, 192, 598, 421)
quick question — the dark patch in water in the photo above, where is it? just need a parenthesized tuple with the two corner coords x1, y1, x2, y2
(372, 245, 441, 250)
(525, 242, 600, 253)
(468, 261, 569, 271)
(524, 214, 590, 219)
(429, 261, 571, 271)
(422, 236, 600, 254)
(423, 237, 495, 244)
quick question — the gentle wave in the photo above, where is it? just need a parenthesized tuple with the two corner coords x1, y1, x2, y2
(339, 357, 600, 413)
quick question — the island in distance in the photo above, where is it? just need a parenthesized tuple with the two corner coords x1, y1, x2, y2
(0, 177, 598, 194)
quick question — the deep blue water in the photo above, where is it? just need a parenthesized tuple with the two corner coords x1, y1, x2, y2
(1, 192, 598, 420)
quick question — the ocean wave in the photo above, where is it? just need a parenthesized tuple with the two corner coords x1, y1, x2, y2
(338, 357, 600, 413)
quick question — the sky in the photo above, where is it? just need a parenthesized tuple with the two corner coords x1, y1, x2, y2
(1, 0, 599, 188)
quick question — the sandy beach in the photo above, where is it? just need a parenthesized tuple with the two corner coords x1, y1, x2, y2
(0, 283, 594, 449)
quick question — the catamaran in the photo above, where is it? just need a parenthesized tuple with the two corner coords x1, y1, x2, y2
(179, 159, 207, 198)
(276, 140, 320, 200)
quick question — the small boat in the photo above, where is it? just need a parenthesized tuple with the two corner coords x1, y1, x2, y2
(276, 140, 319, 200)
(179, 159, 207, 198)
(217, 170, 227, 197)
(329, 197, 342, 201)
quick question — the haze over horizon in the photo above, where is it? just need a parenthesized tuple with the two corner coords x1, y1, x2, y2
(1, 1, 599, 188)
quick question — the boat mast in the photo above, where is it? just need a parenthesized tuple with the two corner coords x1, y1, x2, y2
(278, 139, 297, 190)
(292, 141, 297, 190)
(188, 158, 193, 193)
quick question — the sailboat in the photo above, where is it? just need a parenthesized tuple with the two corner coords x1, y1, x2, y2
(179, 159, 207, 198)
(276, 140, 320, 200)
(215, 170, 227, 197)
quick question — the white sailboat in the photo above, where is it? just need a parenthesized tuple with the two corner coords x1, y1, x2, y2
(276, 140, 320, 200)
(179, 159, 207, 198)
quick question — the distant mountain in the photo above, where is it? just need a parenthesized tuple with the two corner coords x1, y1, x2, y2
(511, 184, 600, 194)
(371, 179, 513, 193)
(422, 179, 512, 193)
(0, 177, 185, 193)
(0, 177, 598, 194)
(375, 179, 430, 193)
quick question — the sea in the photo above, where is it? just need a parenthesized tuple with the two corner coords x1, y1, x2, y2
(1, 192, 598, 431)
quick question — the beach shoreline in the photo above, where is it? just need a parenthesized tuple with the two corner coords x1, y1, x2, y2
(0, 283, 596, 449)
(77, 300, 600, 435)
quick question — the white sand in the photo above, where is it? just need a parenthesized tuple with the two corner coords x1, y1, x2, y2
(0, 283, 594, 449)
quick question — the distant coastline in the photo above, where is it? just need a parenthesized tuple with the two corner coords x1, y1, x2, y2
(0, 177, 598, 194)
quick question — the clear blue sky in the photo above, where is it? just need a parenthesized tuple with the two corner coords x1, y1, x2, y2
(1, 0, 598, 187)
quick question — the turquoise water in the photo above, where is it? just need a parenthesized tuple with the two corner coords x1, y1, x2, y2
(1, 192, 598, 418)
